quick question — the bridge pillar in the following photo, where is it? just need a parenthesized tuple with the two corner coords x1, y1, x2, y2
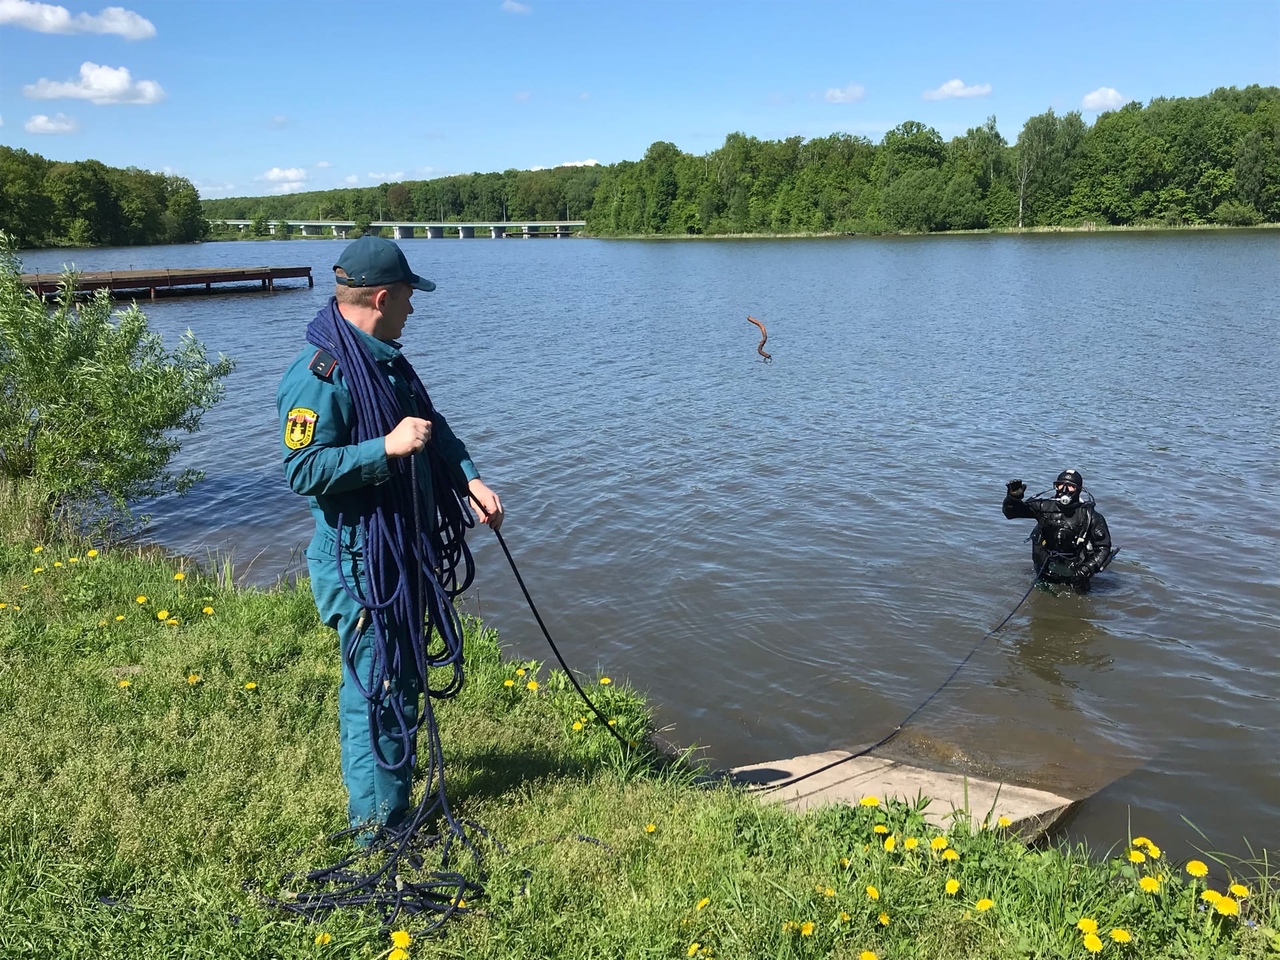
(459, 226, 475, 239)
(299, 224, 318, 237)
(394, 225, 414, 240)
(556, 225, 571, 238)
(490, 226, 507, 239)
(522, 225, 537, 238)
(268, 223, 278, 235)
(426, 225, 444, 239)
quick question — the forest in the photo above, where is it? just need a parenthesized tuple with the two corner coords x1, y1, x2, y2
(2, 85, 1275, 249)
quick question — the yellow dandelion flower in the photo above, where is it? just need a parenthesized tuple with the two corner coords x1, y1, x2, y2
(1132, 836, 1151, 849)
(174, 572, 185, 581)
(390, 930, 412, 949)
(202, 606, 214, 615)
(187, 674, 201, 685)
(515, 667, 526, 677)
(878, 911, 889, 926)
(781, 921, 796, 933)
(53, 561, 62, 568)
(388, 951, 408, 960)
(1214, 897, 1239, 917)
(883, 836, 896, 852)
(873, 823, 889, 834)
(1146, 844, 1161, 859)
(157, 609, 169, 619)
(526, 679, 538, 691)
(996, 815, 1012, 827)
(32, 545, 42, 553)
(33, 566, 43, 573)
(839, 857, 850, 868)
(314, 932, 331, 945)
(1128, 850, 1146, 863)
(839, 910, 851, 922)
(942, 848, 959, 861)
(1083, 932, 1103, 954)
(244, 681, 257, 691)
(503, 678, 514, 687)
(696, 896, 710, 911)
(975, 898, 994, 912)
(931, 836, 949, 850)
(1185, 860, 1209, 878)
(117, 679, 131, 688)
(645, 823, 656, 834)
(859, 795, 880, 807)
(87, 549, 99, 558)
(866, 885, 879, 900)
(1201, 890, 1222, 904)
(860, 953, 878, 960)
(1109, 929, 1132, 944)
(114, 615, 124, 621)
(166, 618, 179, 626)
(607, 718, 617, 726)
(903, 837, 919, 850)
(1076, 918, 1098, 935)
(1139, 876, 1160, 893)
(456, 899, 467, 909)
(600, 676, 612, 685)
(1229, 883, 1249, 898)
(98, 619, 107, 628)
(572, 721, 583, 731)
(822, 887, 835, 898)
(68, 557, 79, 563)
(136, 595, 147, 603)
(0, 603, 6, 610)
(799, 921, 814, 937)
(687, 943, 700, 957)
(945, 878, 960, 895)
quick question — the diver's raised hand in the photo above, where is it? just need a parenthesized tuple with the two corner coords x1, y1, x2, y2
(1006, 479, 1026, 499)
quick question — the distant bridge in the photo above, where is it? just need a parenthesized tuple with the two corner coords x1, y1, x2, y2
(209, 219, 586, 239)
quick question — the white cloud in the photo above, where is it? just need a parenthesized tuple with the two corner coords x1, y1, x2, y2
(344, 175, 359, 185)
(195, 180, 237, 198)
(824, 83, 865, 104)
(261, 167, 307, 182)
(23, 62, 164, 104)
(24, 112, 78, 133)
(271, 181, 307, 194)
(922, 79, 992, 101)
(560, 158, 599, 167)
(270, 114, 288, 128)
(367, 171, 404, 182)
(1082, 86, 1126, 111)
(315, 160, 332, 168)
(0, 0, 155, 38)
(501, 0, 530, 12)
(514, 90, 531, 102)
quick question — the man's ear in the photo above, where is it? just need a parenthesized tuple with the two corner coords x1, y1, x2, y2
(372, 286, 390, 312)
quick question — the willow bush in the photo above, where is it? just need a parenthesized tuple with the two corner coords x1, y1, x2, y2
(0, 233, 234, 535)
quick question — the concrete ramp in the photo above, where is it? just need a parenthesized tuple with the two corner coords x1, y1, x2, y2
(731, 750, 1078, 842)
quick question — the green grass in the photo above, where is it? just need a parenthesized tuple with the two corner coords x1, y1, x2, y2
(1, 504, 1277, 959)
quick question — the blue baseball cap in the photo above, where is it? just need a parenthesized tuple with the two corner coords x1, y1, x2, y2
(333, 235, 436, 291)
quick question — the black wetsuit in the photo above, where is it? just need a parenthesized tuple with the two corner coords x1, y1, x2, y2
(1002, 492, 1113, 585)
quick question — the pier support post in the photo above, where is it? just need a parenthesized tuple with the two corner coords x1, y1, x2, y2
(459, 226, 475, 239)
(394, 225, 414, 240)
(491, 226, 507, 239)
(426, 225, 444, 239)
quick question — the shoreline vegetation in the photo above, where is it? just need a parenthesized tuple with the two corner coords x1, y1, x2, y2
(2, 485, 1277, 958)
(4, 85, 1276, 252)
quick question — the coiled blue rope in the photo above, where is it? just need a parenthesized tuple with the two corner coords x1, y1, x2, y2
(267, 301, 484, 929)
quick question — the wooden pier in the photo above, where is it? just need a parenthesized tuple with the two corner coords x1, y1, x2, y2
(20, 265, 313, 299)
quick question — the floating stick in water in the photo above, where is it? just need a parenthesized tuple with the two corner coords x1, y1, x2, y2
(747, 315, 772, 363)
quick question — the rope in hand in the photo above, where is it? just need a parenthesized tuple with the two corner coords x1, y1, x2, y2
(747, 557, 1054, 794)
(262, 302, 485, 931)
(747, 315, 772, 363)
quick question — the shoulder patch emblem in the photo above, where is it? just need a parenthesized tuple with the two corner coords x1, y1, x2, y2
(284, 407, 318, 449)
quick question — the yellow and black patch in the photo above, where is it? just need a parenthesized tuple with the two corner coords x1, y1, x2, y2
(284, 407, 318, 449)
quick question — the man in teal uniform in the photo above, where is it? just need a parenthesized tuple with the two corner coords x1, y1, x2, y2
(277, 235, 503, 832)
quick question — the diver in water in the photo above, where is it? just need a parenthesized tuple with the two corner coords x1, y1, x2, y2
(1003, 469, 1115, 589)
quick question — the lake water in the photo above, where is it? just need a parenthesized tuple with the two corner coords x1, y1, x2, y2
(19, 231, 1280, 863)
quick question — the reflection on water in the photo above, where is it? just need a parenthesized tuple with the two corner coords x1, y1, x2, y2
(17, 232, 1280, 861)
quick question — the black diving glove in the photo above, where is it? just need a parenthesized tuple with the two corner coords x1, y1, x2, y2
(1006, 479, 1026, 499)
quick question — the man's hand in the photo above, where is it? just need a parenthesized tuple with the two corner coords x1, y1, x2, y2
(384, 417, 432, 458)
(467, 478, 504, 532)
(1006, 479, 1026, 499)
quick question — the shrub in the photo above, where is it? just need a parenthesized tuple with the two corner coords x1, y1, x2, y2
(0, 233, 235, 535)
(1211, 200, 1263, 226)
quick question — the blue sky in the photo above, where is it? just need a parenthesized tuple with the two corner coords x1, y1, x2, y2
(1, 0, 1277, 199)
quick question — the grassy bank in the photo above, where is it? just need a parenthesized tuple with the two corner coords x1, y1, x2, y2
(1, 494, 1276, 958)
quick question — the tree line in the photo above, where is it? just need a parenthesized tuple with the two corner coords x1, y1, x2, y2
(0, 147, 208, 249)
